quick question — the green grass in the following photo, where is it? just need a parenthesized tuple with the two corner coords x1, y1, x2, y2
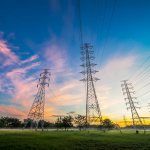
(0, 130, 150, 150)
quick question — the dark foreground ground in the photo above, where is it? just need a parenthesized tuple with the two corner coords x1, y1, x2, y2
(0, 129, 150, 150)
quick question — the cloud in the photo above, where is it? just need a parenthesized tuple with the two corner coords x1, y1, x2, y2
(21, 55, 39, 64)
(39, 40, 86, 116)
(94, 54, 139, 119)
(45, 44, 67, 72)
(0, 40, 19, 66)
(5, 62, 40, 108)
(0, 105, 27, 119)
(47, 81, 82, 107)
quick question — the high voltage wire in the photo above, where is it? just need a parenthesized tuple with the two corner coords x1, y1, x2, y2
(78, 0, 117, 72)
(133, 72, 150, 87)
(128, 55, 150, 82)
(138, 90, 150, 98)
(48, 74, 64, 100)
(95, 0, 108, 64)
(77, 0, 87, 94)
(50, 73, 58, 92)
(132, 63, 150, 85)
(136, 82, 150, 93)
(95, 0, 107, 65)
(78, 0, 83, 45)
(97, 0, 117, 70)
(127, 56, 150, 99)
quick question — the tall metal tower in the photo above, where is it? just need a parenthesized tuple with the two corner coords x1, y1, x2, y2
(27, 69, 50, 130)
(80, 43, 103, 125)
(121, 80, 144, 131)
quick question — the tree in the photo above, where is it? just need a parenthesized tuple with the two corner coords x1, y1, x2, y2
(74, 115, 86, 131)
(0, 117, 22, 128)
(62, 116, 73, 130)
(102, 118, 114, 130)
(23, 118, 33, 128)
(38, 120, 55, 128)
(55, 117, 63, 130)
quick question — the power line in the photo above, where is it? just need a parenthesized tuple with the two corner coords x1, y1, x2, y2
(136, 82, 150, 93)
(129, 55, 150, 82)
(95, 0, 107, 65)
(132, 64, 150, 85)
(98, 0, 117, 70)
(78, 0, 83, 45)
(77, 0, 87, 94)
(138, 90, 150, 98)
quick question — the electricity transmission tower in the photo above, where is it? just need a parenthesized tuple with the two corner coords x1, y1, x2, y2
(27, 69, 50, 130)
(80, 43, 103, 125)
(121, 80, 145, 132)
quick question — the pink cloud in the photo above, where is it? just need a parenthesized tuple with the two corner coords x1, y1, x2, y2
(7, 62, 40, 77)
(46, 80, 83, 107)
(43, 42, 84, 109)
(0, 40, 19, 66)
(45, 44, 67, 71)
(0, 105, 27, 119)
(21, 55, 39, 64)
(6, 62, 40, 108)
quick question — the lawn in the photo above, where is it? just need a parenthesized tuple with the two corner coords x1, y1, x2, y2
(0, 129, 150, 150)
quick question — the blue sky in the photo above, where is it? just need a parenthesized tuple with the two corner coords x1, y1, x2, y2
(0, 0, 150, 124)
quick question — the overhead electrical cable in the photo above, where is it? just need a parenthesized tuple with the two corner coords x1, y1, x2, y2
(78, 0, 83, 45)
(98, 0, 117, 70)
(128, 55, 150, 81)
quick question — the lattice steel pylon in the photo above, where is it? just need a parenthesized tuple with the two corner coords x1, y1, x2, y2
(80, 43, 103, 125)
(121, 80, 145, 132)
(27, 69, 50, 130)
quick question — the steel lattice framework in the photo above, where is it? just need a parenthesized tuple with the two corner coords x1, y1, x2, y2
(27, 69, 50, 129)
(121, 80, 145, 131)
(80, 43, 103, 125)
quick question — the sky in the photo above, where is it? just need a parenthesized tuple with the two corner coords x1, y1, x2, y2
(0, 0, 150, 125)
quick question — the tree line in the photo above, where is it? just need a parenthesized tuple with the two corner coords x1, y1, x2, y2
(0, 115, 116, 130)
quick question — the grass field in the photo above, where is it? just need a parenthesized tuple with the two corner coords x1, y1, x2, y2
(0, 129, 150, 150)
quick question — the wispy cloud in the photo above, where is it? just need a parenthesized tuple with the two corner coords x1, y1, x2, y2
(44, 43, 67, 72)
(21, 55, 39, 64)
(0, 40, 19, 66)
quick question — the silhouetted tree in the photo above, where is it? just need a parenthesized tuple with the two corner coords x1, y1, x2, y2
(23, 118, 33, 128)
(62, 116, 73, 130)
(0, 117, 22, 128)
(74, 115, 86, 131)
(55, 117, 63, 130)
(38, 120, 55, 128)
(102, 118, 114, 130)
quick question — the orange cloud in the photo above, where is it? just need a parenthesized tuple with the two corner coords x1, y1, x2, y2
(0, 105, 27, 119)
